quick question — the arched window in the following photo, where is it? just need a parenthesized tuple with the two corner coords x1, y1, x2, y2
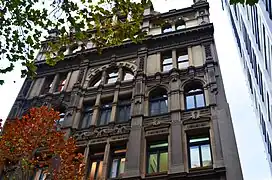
(184, 82, 205, 110)
(175, 19, 186, 30)
(90, 73, 102, 87)
(162, 23, 173, 33)
(123, 70, 134, 81)
(149, 87, 168, 116)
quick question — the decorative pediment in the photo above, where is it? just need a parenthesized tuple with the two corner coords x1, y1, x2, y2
(182, 109, 211, 125)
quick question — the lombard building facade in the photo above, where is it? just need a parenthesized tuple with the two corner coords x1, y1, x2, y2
(7, 0, 243, 179)
(222, 0, 272, 172)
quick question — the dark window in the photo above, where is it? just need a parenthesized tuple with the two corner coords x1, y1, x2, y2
(247, 68, 253, 94)
(41, 75, 54, 94)
(21, 80, 32, 97)
(162, 51, 173, 72)
(185, 82, 205, 110)
(175, 19, 185, 30)
(117, 100, 131, 122)
(258, 66, 264, 101)
(81, 106, 93, 129)
(149, 88, 168, 116)
(162, 23, 172, 33)
(88, 151, 104, 180)
(55, 73, 67, 92)
(188, 135, 212, 168)
(98, 103, 112, 125)
(147, 141, 168, 174)
(109, 149, 126, 178)
(252, 51, 258, 81)
(263, 25, 268, 71)
(177, 48, 189, 69)
(267, 93, 271, 122)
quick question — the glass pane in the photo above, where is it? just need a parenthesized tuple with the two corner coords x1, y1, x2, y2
(108, 77, 118, 84)
(190, 146, 200, 168)
(124, 73, 134, 81)
(105, 109, 111, 124)
(99, 111, 107, 125)
(150, 143, 168, 149)
(163, 57, 172, 64)
(196, 94, 205, 108)
(159, 152, 168, 172)
(178, 61, 189, 69)
(110, 159, 119, 178)
(163, 64, 173, 72)
(119, 158, 126, 175)
(148, 153, 158, 173)
(189, 137, 209, 143)
(163, 27, 173, 33)
(160, 99, 168, 114)
(96, 161, 103, 179)
(177, 54, 188, 62)
(176, 25, 185, 30)
(150, 101, 159, 115)
(201, 144, 212, 167)
(94, 79, 101, 87)
(89, 162, 97, 180)
(186, 95, 195, 109)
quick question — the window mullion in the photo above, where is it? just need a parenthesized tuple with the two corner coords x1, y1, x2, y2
(157, 150, 160, 172)
(199, 145, 203, 167)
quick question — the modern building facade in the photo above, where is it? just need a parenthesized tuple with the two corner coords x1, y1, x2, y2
(6, 0, 243, 179)
(222, 0, 272, 172)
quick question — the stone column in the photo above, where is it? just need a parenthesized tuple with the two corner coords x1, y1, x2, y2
(102, 141, 111, 179)
(172, 49, 177, 69)
(169, 72, 184, 174)
(188, 47, 193, 66)
(124, 53, 146, 178)
(91, 92, 102, 126)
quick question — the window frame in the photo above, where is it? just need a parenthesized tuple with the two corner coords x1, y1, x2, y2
(146, 141, 168, 174)
(107, 70, 119, 84)
(88, 152, 104, 180)
(98, 103, 112, 126)
(188, 135, 212, 169)
(176, 48, 189, 69)
(41, 75, 54, 95)
(109, 148, 126, 178)
(81, 106, 93, 129)
(185, 88, 205, 110)
(117, 100, 131, 123)
(149, 94, 168, 116)
(55, 73, 68, 92)
(161, 51, 173, 72)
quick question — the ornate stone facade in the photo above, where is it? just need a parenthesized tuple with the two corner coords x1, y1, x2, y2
(7, 0, 243, 179)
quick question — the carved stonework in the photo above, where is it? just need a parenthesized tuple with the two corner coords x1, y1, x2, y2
(184, 122, 210, 130)
(73, 124, 131, 141)
(145, 127, 169, 137)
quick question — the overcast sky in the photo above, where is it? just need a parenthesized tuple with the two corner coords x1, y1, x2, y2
(0, 0, 271, 179)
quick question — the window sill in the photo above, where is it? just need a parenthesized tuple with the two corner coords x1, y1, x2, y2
(145, 171, 168, 177)
(189, 165, 213, 172)
(183, 106, 208, 112)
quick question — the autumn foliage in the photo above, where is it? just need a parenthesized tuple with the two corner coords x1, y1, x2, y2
(0, 106, 85, 179)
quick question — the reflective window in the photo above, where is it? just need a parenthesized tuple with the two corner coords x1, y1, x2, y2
(177, 49, 189, 69)
(149, 88, 168, 116)
(162, 51, 173, 72)
(147, 141, 168, 174)
(89, 160, 103, 180)
(98, 103, 112, 125)
(55, 73, 67, 92)
(81, 106, 93, 129)
(41, 75, 54, 94)
(162, 23, 173, 33)
(175, 19, 186, 30)
(188, 136, 212, 168)
(185, 83, 205, 110)
(107, 71, 118, 84)
(123, 72, 134, 81)
(117, 100, 131, 122)
(110, 149, 126, 178)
